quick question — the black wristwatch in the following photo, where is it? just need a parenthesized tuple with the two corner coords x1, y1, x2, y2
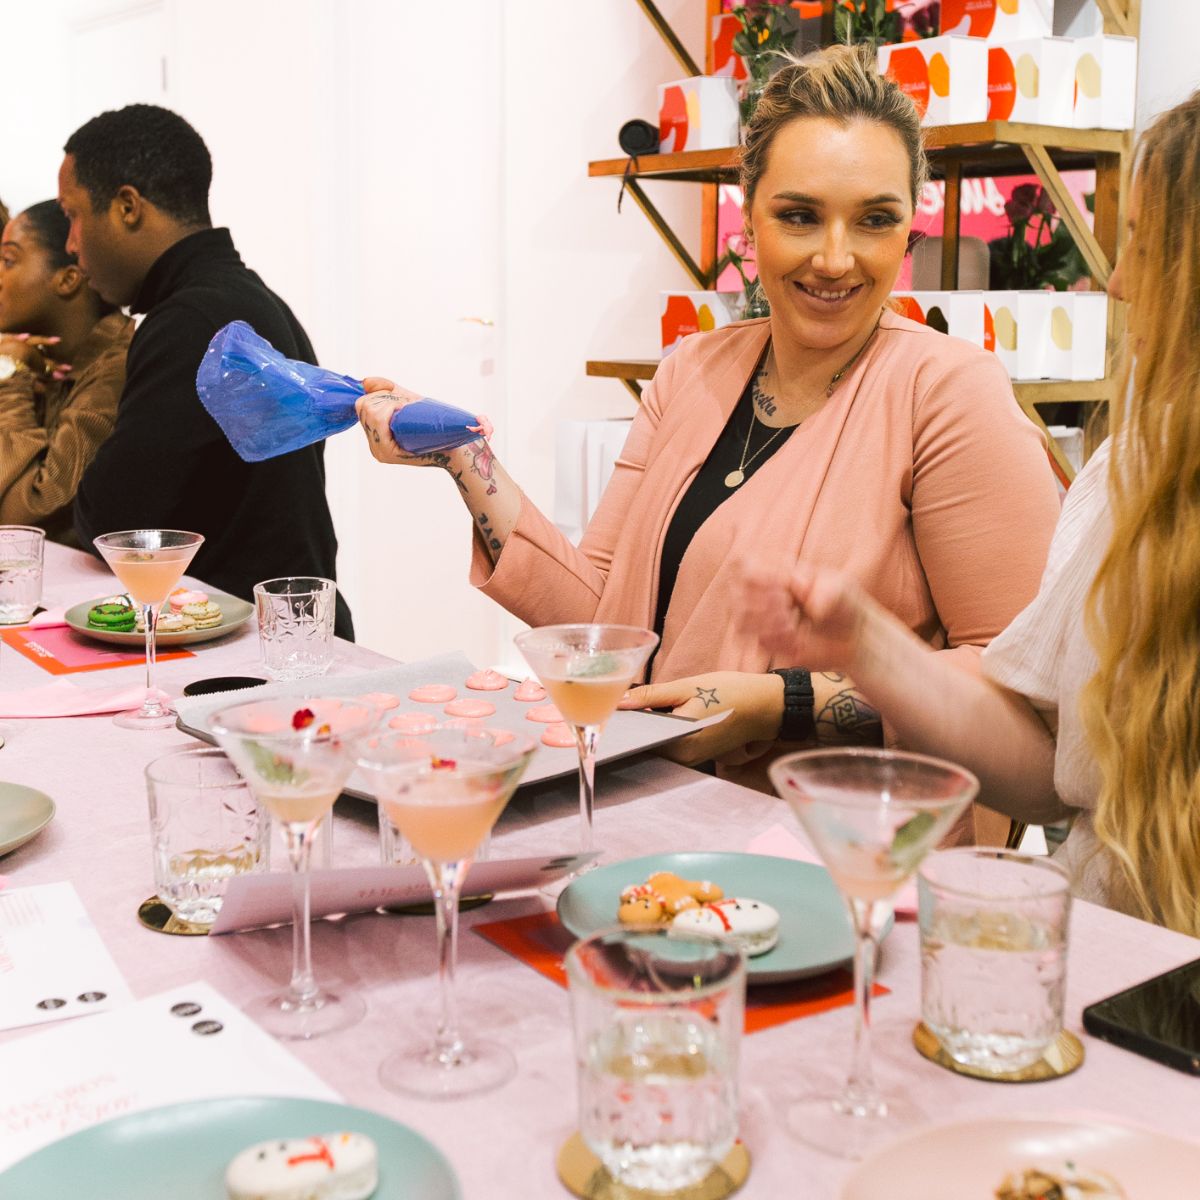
(772, 667, 815, 742)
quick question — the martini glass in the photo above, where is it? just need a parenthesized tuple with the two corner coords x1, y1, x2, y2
(93, 529, 204, 729)
(768, 748, 978, 1160)
(355, 725, 535, 1098)
(210, 696, 378, 1040)
(514, 624, 658, 859)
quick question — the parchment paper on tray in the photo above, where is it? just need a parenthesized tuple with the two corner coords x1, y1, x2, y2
(174, 651, 727, 796)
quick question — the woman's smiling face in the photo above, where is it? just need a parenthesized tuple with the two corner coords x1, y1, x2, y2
(745, 116, 915, 354)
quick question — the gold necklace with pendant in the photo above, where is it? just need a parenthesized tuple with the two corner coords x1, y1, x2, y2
(725, 316, 882, 491)
(724, 417, 786, 489)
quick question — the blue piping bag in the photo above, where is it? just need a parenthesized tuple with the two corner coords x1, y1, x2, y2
(195, 321, 486, 461)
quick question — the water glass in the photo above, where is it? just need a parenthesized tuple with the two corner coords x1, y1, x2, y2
(918, 848, 1071, 1074)
(254, 576, 336, 680)
(0, 525, 44, 624)
(566, 926, 745, 1194)
(145, 747, 269, 927)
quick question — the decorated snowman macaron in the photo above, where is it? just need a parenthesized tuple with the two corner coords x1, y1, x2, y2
(224, 1132, 378, 1200)
(670, 897, 781, 956)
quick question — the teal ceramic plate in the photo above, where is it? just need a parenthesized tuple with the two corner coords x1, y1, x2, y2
(65, 591, 254, 647)
(0, 782, 55, 857)
(0, 1096, 460, 1199)
(557, 851, 885, 985)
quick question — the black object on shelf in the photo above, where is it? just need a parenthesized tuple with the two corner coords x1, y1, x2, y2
(618, 119, 659, 156)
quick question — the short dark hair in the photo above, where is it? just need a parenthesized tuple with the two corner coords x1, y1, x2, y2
(64, 104, 212, 227)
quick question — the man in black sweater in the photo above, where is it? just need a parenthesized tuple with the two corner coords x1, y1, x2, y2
(59, 104, 353, 638)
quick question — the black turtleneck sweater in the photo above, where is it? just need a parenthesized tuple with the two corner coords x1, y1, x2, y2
(74, 228, 353, 639)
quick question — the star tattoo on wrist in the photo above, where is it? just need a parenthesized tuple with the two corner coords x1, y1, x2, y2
(695, 686, 720, 709)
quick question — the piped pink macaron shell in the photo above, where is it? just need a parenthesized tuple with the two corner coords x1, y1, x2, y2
(443, 698, 496, 719)
(465, 669, 509, 692)
(389, 712, 438, 733)
(525, 704, 563, 724)
(541, 722, 575, 748)
(408, 684, 457, 704)
(359, 691, 401, 711)
(513, 678, 547, 702)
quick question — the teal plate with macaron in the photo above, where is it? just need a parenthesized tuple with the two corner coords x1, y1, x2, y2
(0, 1096, 460, 1198)
(65, 590, 254, 647)
(558, 851, 890, 985)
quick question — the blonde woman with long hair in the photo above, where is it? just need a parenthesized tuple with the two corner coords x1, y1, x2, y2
(740, 91, 1200, 936)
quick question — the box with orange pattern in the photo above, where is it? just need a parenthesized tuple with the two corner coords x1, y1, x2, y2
(940, 0, 1053, 41)
(878, 37, 988, 127)
(660, 292, 742, 357)
(1071, 35, 1137, 130)
(984, 291, 1021, 376)
(891, 291, 987, 349)
(709, 14, 748, 81)
(656, 77, 739, 154)
(987, 38, 1075, 125)
(1043, 292, 1107, 380)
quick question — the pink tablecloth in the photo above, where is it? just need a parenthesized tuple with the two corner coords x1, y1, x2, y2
(3, 543, 1200, 1197)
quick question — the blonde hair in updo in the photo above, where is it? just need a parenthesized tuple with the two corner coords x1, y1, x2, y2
(740, 43, 928, 208)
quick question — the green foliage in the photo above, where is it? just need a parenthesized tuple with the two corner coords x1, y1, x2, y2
(835, 0, 901, 48)
(987, 183, 1091, 291)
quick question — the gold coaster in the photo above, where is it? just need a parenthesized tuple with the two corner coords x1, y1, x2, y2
(137, 896, 210, 936)
(379, 893, 494, 916)
(556, 1132, 750, 1200)
(913, 1021, 1084, 1082)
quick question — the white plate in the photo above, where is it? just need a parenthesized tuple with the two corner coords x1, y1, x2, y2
(841, 1115, 1200, 1200)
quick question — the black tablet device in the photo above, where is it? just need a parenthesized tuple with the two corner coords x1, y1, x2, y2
(1082, 956, 1200, 1075)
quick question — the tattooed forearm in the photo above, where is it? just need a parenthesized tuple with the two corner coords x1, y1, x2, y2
(476, 510, 502, 553)
(815, 675, 883, 746)
(751, 373, 777, 418)
(695, 686, 720, 709)
(467, 438, 499, 495)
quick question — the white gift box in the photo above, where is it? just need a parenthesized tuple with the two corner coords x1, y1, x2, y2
(892, 290, 986, 348)
(1044, 292, 1108, 380)
(987, 38, 1076, 125)
(657, 76, 739, 153)
(940, 0, 1053, 40)
(1072, 35, 1138, 130)
(1016, 290, 1055, 379)
(879, 37, 988, 127)
(660, 291, 741, 357)
(984, 291, 1021, 376)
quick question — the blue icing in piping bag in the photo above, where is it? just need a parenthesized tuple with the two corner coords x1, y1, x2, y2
(195, 320, 486, 462)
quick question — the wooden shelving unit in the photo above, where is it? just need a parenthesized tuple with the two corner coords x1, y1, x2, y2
(590, 2, 1141, 485)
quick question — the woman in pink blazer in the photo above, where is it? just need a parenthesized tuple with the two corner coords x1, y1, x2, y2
(357, 46, 1060, 785)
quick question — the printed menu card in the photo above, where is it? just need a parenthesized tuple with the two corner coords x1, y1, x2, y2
(0, 981, 339, 1171)
(0, 882, 132, 1033)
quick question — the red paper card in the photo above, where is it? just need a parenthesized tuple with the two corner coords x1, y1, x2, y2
(1, 627, 193, 675)
(473, 910, 887, 1035)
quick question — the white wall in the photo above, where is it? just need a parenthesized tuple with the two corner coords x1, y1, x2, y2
(0, 0, 700, 670)
(1, 0, 1193, 669)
